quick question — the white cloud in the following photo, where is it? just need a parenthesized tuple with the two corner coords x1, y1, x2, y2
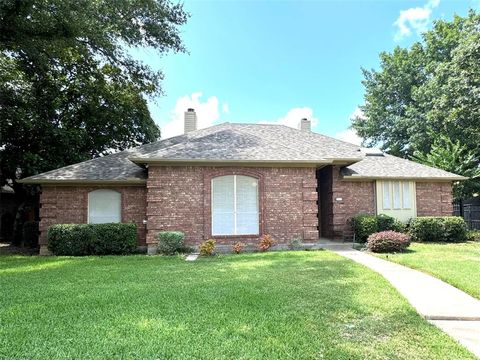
(334, 107, 365, 146)
(335, 129, 362, 146)
(259, 107, 319, 130)
(160, 92, 221, 139)
(222, 103, 230, 114)
(394, 0, 440, 41)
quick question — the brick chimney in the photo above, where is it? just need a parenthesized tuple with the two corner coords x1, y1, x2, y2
(299, 118, 311, 131)
(184, 108, 197, 133)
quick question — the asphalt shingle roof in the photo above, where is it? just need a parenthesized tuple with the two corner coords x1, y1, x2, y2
(342, 153, 466, 180)
(19, 123, 465, 183)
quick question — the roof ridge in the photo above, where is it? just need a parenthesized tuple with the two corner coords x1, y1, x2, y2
(232, 124, 323, 161)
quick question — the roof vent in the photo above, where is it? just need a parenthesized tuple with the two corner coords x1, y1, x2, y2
(361, 147, 384, 156)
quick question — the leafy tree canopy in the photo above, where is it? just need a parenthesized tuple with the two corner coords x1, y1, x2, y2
(0, 0, 188, 194)
(412, 136, 480, 199)
(353, 10, 479, 198)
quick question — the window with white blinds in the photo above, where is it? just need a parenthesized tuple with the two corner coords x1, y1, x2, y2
(88, 189, 121, 224)
(212, 175, 259, 235)
(380, 181, 413, 210)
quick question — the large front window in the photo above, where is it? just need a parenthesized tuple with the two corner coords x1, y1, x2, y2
(212, 175, 259, 236)
(88, 189, 121, 224)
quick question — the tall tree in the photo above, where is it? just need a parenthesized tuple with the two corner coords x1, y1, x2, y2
(353, 10, 480, 198)
(412, 136, 480, 199)
(0, 0, 188, 242)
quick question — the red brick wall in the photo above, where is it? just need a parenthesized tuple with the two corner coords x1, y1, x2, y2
(146, 166, 318, 246)
(319, 166, 376, 239)
(39, 186, 147, 246)
(416, 182, 453, 216)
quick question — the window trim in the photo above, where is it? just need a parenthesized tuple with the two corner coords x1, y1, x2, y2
(87, 189, 122, 224)
(211, 174, 259, 236)
(204, 170, 264, 239)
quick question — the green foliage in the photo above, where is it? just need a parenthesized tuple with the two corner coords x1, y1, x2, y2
(353, 214, 406, 243)
(467, 230, 480, 242)
(22, 220, 39, 248)
(412, 136, 480, 199)
(47, 223, 137, 255)
(409, 217, 468, 242)
(199, 239, 216, 256)
(0, 0, 188, 194)
(157, 231, 185, 255)
(367, 231, 411, 253)
(353, 11, 480, 198)
(353, 215, 378, 243)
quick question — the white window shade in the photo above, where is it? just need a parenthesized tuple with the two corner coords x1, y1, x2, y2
(88, 189, 121, 224)
(403, 182, 412, 209)
(393, 181, 401, 209)
(382, 182, 391, 209)
(212, 176, 235, 235)
(212, 175, 259, 236)
(236, 176, 259, 235)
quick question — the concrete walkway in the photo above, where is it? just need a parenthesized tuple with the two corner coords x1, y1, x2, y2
(319, 240, 480, 357)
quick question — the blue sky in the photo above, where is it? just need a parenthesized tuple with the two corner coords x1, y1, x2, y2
(134, 0, 477, 142)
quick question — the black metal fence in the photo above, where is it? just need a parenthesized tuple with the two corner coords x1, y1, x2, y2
(453, 202, 480, 230)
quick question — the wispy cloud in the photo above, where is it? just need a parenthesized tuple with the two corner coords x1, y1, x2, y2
(259, 107, 319, 130)
(335, 107, 364, 146)
(160, 92, 226, 139)
(394, 0, 440, 41)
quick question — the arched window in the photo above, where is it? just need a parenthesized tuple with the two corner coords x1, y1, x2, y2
(212, 175, 259, 235)
(88, 189, 121, 224)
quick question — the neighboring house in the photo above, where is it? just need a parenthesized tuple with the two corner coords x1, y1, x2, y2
(19, 109, 465, 254)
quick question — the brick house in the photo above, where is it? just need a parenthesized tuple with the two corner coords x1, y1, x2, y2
(19, 109, 465, 254)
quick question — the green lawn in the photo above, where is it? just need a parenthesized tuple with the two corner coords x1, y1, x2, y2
(0, 251, 475, 359)
(377, 241, 480, 300)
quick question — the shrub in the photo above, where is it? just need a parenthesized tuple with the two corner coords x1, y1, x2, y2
(48, 223, 137, 256)
(258, 234, 275, 252)
(367, 231, 411, 253)
(288, 236, 303, 250)
(157, 231, 185, 255)
(199, 239, 216, 256)
(352, 214, 407, 243)
(22, 221, 39, 248)
(409, 217, 467, 242)
(467, 230, 480, 242)
(352, 214, 379, 243)
(232, 241, 245, 254)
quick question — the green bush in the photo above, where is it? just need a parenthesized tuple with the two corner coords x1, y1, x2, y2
(352, 214, 408, 243)
(352, 214, 379, 243)
(48, 223, 137, 255)
(22, 221, 39, 248)
(409, 217, 468, 242)
(467, 230, 480, 241)
(157, 231, 185, 255)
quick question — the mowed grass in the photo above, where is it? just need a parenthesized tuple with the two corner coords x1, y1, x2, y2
(377, 241, 480, 300)
(0, 251, 475, 359)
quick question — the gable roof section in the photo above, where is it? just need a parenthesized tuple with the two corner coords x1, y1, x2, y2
(128, 123, 363, 164)
(19, 122, 466, 183)
(342, 153, 467, 181)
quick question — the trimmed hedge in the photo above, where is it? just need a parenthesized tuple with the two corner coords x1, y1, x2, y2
(409, 216, 468, 242)
(367, 231, 411, 253)
(157, 231, 185, 255)
(48, 223, 137, 255)
(352, 214, 406, 243)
